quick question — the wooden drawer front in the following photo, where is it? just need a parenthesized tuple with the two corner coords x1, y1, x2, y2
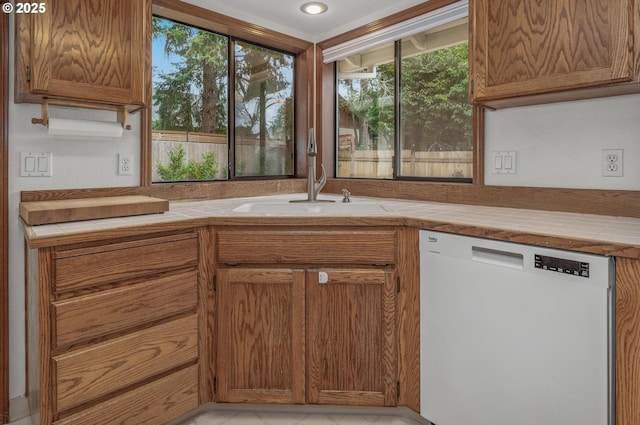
(53, 270, 197, 347)
(54, 234, 198, 293)
(217, 230, 396, 265)
(54, 315, 198, 412)
(53, 365, 199, 425)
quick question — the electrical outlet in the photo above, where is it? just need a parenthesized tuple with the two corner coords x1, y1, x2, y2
(601, 149, 623, 177)
(118, 153, 134, 175)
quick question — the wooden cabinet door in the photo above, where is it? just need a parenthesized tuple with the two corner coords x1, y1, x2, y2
(216, 268, 306, 404)
(306, 269, 397, 406)
(26, 0, 149, 107)
(471, 0, 634, 102)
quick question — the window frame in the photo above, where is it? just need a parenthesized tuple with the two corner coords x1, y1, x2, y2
(318, 0, 484, 185)
(144, 0, 313, 186)
(333, 26, 473, 183)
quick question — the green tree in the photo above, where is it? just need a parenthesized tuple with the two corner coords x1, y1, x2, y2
(401, 44, 472, 152)
(152, 17, 228, 134)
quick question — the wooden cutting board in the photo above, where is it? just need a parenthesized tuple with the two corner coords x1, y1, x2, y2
(20, 195, 170, 225)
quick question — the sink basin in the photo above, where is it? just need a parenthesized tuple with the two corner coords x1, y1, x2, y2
(233, 201, 387, 215)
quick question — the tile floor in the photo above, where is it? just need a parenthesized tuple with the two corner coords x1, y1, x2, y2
(8, 405, 431, 425)
(174, 405, 431, 425)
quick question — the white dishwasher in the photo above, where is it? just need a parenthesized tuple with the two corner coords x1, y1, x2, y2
(419, 230, 615, 425)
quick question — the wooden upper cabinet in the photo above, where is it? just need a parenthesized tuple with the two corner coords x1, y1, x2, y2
(15, 0, 151, 110)
(470, 0, 640, 107)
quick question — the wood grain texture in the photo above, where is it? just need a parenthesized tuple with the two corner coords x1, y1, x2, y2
(0, 9, 7, 424)
(217, 228, 397, 265)
(397, 227, 420, 412)
(54, 233, 197, 292)
(472, 0, 636, 104)
(197, 227, 216, 403)
(216, 268, 305, 404)
(54, 314, 198, 412)
(53, 365, 199, 425)
(306, 269, 397, 406)
(22, 0, 150, 108)
(19, 195, 169, 225)
(29, 248, 54, 425)
(53, 269, 197, 347)
(616, 258, 640, 425)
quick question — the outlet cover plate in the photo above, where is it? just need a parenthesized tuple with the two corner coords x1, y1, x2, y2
(118, 153, 134, 176)
(601, 149, 623, 177)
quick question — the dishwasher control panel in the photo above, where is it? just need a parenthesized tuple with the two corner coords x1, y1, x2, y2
(535, 254, 590, 278)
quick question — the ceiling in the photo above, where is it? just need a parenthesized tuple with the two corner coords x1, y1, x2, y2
(182, 0, 431, 43)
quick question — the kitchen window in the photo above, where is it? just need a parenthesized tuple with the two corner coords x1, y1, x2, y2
(152, 17, 295, 182)
(334, 14, 472, 181)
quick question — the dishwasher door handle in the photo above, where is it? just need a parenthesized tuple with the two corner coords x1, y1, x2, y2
(471, 245, 524, 270)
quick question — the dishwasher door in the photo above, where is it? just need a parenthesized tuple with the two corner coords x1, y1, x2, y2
(419, 230, 614, 425)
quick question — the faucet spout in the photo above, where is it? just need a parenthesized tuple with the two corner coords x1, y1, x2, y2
(309, 164, 327, 201)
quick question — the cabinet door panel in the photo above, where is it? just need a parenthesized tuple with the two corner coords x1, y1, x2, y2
(306, 269, 397, 406)
(29, 0, 148, 106)
(472, 0, 633, 102)
(216, 268, 305, 404)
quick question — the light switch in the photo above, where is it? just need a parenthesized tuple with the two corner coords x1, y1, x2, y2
(37, 156, 49, 173)
(24, 156, 36, 173)
(21, 152, 52, 177)
(492, 151, 517, 174)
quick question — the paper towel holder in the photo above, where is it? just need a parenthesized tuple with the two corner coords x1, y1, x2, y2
(31, 100, 133, 130)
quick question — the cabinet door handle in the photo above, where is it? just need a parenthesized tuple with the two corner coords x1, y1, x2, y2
(318, 271, 329, 284)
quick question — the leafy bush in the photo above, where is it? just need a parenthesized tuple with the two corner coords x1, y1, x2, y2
(156, 144, 220, 181)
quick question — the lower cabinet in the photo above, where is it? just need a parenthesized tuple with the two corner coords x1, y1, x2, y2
(27, 231, 202, 425)
(214, 227, 399, 407)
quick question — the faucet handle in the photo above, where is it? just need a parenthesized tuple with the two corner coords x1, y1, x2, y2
(342, 188, 351, 203)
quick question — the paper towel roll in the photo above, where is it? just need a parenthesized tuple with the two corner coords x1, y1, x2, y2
(47, 118, 124, 138)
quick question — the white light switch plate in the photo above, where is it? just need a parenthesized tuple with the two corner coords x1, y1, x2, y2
(492, 151, 516, 174)
(20, 152, 52, 177)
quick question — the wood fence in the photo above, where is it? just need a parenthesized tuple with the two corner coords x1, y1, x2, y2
(337, 134, 472, 179)
(151, 130, 291, 181)
(152, 130, 472, 181)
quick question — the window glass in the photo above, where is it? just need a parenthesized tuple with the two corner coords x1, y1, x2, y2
(336, 41, 395, 179)
(336, 19, 472, 181)
(152, 17, 229, 182)
(234, 42, 295, 177)
(400, 23, 472, 179)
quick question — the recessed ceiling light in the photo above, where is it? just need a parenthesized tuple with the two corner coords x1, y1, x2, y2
(300, 2, 328, 15)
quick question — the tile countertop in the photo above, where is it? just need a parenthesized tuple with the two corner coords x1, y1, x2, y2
(21, 193, 640, 259)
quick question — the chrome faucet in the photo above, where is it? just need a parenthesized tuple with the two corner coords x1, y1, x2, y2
(305, 129, 327, 202)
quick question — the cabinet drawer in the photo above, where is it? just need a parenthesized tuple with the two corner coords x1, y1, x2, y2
(53, 365, 199, 425)
(54, 233, 198, 293)
(217, 229, 396, 264)
(53, 270, 197, 347)
(54, 314, 198, 412)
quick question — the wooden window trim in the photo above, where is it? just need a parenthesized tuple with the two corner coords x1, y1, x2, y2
(143, 0, 313, 186)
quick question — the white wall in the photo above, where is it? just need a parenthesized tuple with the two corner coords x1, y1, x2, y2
(7, 17, 141, 399)
(485, 94, 640, 190)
